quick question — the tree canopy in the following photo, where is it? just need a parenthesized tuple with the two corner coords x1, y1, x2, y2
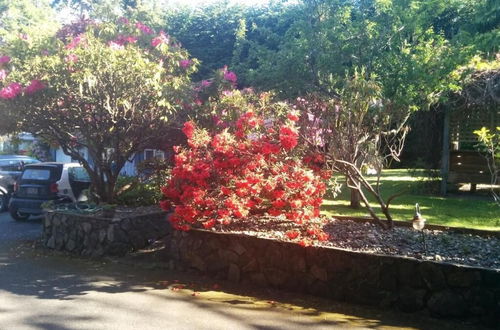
(0, 17, 195, 202)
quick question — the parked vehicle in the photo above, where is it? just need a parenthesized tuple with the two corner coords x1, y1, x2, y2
(0, 155, 40, 211)
(8, 162, 91, 221)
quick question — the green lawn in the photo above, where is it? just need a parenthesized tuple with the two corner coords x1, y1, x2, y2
(321, 169, 500, 231)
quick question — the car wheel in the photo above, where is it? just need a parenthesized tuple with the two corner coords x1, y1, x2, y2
(9, 207, 29, 221)
(0, 194, 7, 212)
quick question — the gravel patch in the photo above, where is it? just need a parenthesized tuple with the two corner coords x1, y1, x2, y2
(216, 217, 500, 269)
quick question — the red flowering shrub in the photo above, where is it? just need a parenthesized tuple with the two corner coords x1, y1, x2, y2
(160, 90, 331, 242)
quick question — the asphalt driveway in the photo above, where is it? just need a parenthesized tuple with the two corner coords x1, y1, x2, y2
(0, 212, 480, 330)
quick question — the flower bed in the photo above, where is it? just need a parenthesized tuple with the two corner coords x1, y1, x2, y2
(167, 218, 500, 326)
(43, 207, 170, 257)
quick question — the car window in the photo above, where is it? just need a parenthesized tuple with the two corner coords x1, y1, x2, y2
(68, 167, 91, 182)
(0, 160, 23, 171)
(0, 159, 39, 171)
(21, 168, 51, 180)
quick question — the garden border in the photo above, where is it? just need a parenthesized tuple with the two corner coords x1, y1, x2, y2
(167, 227, 500, 326)
(43, 209, 170, 257)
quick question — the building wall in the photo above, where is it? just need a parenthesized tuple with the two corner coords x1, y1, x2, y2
(53, 147, 141, 177)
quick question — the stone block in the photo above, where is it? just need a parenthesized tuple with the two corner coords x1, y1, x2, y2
(265, 268, 289, 288)
(66, 239, 76, 252)
(230, 242, 247, 256)
(481, 270, 500, 288)
(398, 286, 427, 312)
(399, 260, 424, 288)
(446, 269, 481, 288)
(218, 249, 239, 264)
(107, 225, 115, 241)
(248, 272, 268, 287)
(310, 264, 328, 282)
(189, 254, 207, 272)
(46, 236, 55, 249)
(427, 290, 467, 317)
(464, 287, 495, 316)
(241, 258, 259, 273)
(82, 222, 92, 233)
(205, 254, 227, 273)
(228, 263, 240, 283)
(419, 262, 447, 291)
(99, 229, 107, 243)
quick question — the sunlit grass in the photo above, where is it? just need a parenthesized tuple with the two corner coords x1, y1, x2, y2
(321, 169, 500, 231)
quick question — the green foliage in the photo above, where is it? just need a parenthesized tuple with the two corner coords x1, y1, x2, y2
(474, 126, 500, 204)
(474, 127, 500, 159)
(233, 0, 466, 111)
(0, 0, 59, 43)
(114, 158, 171, 207)
(113, 176, 160, 207)
(162, 2, 249, 80)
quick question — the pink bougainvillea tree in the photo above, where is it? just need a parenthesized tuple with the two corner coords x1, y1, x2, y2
(0, 17, 196, 202)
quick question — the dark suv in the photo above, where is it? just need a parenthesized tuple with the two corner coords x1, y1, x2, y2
(0, 155, 40, 211)
(9, 162, 91, 221)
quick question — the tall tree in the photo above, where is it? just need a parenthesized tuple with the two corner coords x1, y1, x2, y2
(0, 18, 195, 202)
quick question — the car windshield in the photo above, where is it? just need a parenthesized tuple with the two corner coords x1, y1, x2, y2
(0, 159, 39, 171)
(21, 168, 51, 181)
(68, 167, 91, 182)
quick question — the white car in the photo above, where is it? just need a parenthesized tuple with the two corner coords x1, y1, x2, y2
(8, 162, 91, 221)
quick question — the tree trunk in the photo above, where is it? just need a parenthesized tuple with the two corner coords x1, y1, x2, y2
(350, 188, 361, 208)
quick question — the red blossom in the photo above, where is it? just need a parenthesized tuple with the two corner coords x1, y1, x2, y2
(159, 200, 171, 211)
(182, 121, 195, 139)
(286, 230, 300, 240)
(287, 113, 300, 121)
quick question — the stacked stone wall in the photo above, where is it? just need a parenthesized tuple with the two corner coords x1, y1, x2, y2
(43, 210, 170, 257)
(169, 229, 500, 326)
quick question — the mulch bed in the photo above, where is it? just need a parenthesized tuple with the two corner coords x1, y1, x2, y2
(214, 216, 500, 269)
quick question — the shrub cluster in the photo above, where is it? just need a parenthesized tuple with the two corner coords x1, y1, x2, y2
(160, 90, 331, 243)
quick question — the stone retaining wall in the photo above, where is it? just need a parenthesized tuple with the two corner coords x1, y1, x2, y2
(168, 229, 500, 326)
(43, 210, 170, 257)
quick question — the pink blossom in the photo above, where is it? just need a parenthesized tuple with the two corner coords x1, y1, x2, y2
(65, 54, 78, 63)
(118, 17, 129, 25)
(0, 82, 22, 99)
(115, 35, 137, 45)
(41, 50, 50, 56)
(0, 69, 7, 81)
(0, 56, 11, 64)
(151, 31, 169, 47)
(223, 70, 237, 83)
(136, 22, 153, 34)
(19, 33, 29, 41)
(201, 80, 212, 87)
(66, 34, 85, 49)
(179, 59, 192, 68)
(212, 115, 225, 127)
(24, 80, 45, 94)
(124, 35, 138, 43)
